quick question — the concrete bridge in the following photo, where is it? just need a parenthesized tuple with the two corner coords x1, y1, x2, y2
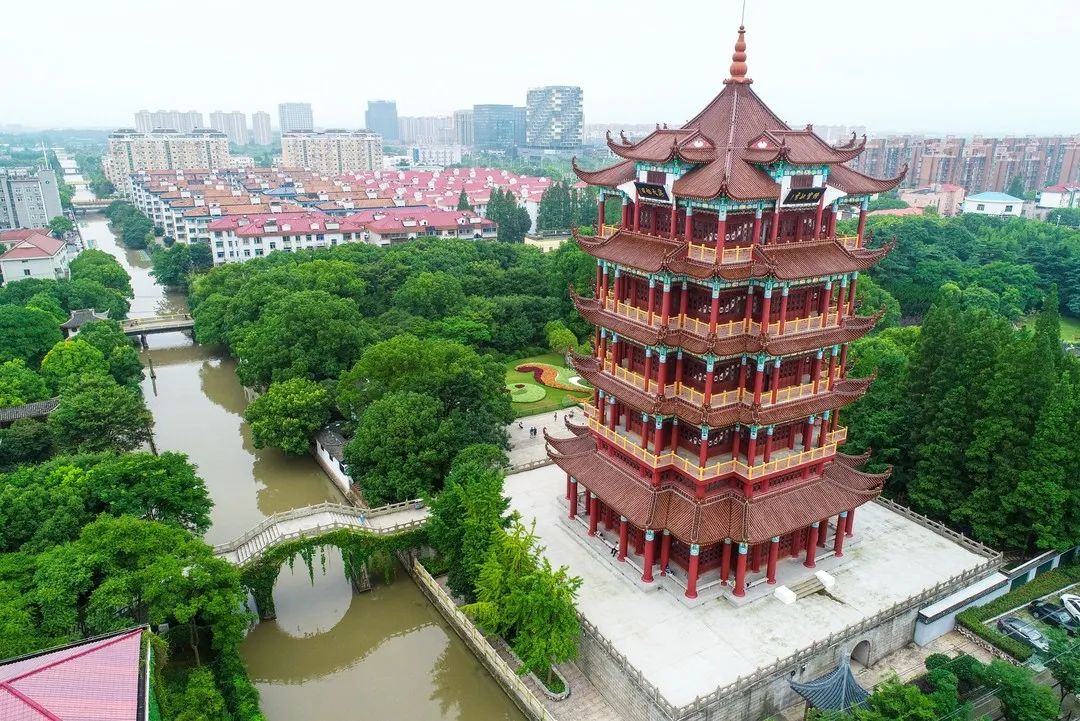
(71, 200, 113, 213)
(121, 313, 195, 336)
(212, 500, 429, 566)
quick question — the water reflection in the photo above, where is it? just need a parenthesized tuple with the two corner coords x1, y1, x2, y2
(243, 554, 525, 721)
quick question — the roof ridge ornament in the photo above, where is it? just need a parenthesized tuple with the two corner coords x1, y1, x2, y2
(724, 25, 753, 85)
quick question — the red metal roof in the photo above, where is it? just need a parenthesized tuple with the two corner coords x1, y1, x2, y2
(0, 233, 65, 261)
(0, 629, 144, 721)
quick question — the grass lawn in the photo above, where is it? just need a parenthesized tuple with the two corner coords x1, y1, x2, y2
(1019, 312, 1080, 341)
(505, 352, 590, 418)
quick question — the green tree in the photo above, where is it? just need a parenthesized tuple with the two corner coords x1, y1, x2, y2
(189, 242, 214, 271)
(48, 374, 154, 453)
(85, 452, 212, 535)
(244, 378, 331, 455)
(47, 215, 74, 237)
(1006, 175, 1027, 199)
(150, 244, 195, 289)
(0, 305, 63, 367)
(76, 320, 144, 387)
(234, 290, 372, 387)
(69, 249, 133, 297)
(394, 271, 466, 320)
(0, 359, 50, 407)
(24, 292, 67, 323)
(427, 445, 510, 600)
(456, 188, 471, 211)
(1048, 641, 1080, 703)
(854, 275, 901, 328)
(342, 391, 450, 504)
(0, 419, 53, 471)
(39, 339, 109, 391)
(544, 320, 577, 354)
(171, 668, 230, 721)
(983, 659, 1058, 721)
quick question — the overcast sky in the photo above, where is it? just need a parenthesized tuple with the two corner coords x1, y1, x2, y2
(2, 0, 1077, 135)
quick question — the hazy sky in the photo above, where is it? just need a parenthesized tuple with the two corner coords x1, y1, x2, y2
(3, 0, 1077, 135)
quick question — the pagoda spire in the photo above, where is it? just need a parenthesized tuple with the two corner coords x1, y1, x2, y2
(724, 25, 753, 85)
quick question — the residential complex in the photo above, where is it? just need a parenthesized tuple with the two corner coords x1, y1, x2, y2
(278, 102, 314, 133)
(473, 104, 527, 150)
(0, 167, 62, 230)
(281, 130, 383, 174)
(0, 228, 70, 282)
(134, 109, 204, 133)
(848, 134, 1080, 195)
(210, 111, 248, 145)
(252, 111, 273, 145)
(453, 109, 474, 146)
(410, 144, 464, 166)
(898, 183, 966, 216)
(526, 85, 583, 149)
(366, 100, 399, 142)
(399, 115, 454, 145)
(103, 129, 231, 189)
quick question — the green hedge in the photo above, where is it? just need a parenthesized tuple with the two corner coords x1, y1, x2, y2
(956, 563, 1080, 661)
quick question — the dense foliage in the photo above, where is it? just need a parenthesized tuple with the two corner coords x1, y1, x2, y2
(244, 378, 331, 455)
(104, 199, 155, 249)
(151, 243, 214, 289)
(485, 186, 532, 242)
(536, 181, 599, 232)
(844, 284, 1080, 553)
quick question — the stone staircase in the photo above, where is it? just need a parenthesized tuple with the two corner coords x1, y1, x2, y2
(789, 575, 825, 599)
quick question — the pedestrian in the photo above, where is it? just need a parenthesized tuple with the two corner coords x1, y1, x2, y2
(358, 511, 366, 525)
(610, 545, 618, 557)
(554, 412, 558, 420)
(518, 421, 524, 430)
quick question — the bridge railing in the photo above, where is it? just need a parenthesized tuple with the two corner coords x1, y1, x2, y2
(211, 499, 425, 557)
(121, 313, 194, 328)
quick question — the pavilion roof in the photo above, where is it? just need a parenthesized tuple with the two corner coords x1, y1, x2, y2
(789, 662, 870, 711)
(574, 27, 904, 202)
(61, 308, 110, 329)
(0, 398, 60, 424)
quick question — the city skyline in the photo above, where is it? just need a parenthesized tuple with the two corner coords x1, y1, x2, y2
(3, 0, 1078, 135)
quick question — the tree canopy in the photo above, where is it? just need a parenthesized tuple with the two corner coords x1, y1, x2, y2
(47, 373, 154, 454)
(0, 305, 64, 367)
(244, 377, 331, 455)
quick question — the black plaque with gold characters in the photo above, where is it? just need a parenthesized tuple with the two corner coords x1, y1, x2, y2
(782, 187, 825, 205)
(634, 181, 671, 203)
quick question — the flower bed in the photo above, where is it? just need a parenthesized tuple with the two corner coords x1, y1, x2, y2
(506, 382, 546, 403)
(956, 563, 1080, 662)
(516, 363, 587, 393)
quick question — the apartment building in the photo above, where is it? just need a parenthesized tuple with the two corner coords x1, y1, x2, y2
(398, 116, 453, 145)
(453, 109, 474, 147)
(410, 145, 464, 166)
(208, 212, 368, 264)
(252, 112, 273, 145)
(278, 102, 314, 133)
(0, 168, 63, 230)
(210, 111, 248, 145)
(366, 101, 398, 142)
(525, 85, 583, 149)
(281, 130, 383, 173)
(104, 130, 231, 190)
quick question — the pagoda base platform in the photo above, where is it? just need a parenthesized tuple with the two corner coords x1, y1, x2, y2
(506, 463, 999, 721)
(558, 496, 865, 609)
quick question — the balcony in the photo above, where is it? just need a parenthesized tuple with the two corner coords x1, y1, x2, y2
(686, 242, 752, 265)
(601, 297, 843, 340)
(582, 406, 846, 483)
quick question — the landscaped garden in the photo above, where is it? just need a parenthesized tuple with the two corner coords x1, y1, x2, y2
(504, 353, 591, 418)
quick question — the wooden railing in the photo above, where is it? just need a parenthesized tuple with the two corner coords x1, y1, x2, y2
(600, 296, 843, 340)
(686, 242, 753, 265)
(600, 224, 620, 238)
(838, 234, 861, 250)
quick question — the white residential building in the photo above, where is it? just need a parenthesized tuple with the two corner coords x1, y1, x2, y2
(281, 130, 383, 173)
(962, 191, 1024, 217)
(0, 168, 63, 230)
(410, 145, 464, 166)
(1037, 184, 1080, 209)
(104, 130, 231, 190)
(0, 230, 70, 282)
(210, 111, 248, 146)
(278, 103, 313, 133)
(252, 111, 273, 146)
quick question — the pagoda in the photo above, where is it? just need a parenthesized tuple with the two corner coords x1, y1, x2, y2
(547, 26, 904, 600)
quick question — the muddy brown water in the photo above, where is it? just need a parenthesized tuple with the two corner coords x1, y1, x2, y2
(80, 212, 524, 720)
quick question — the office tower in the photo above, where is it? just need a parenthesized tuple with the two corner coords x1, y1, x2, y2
(365, 100, 399, 142)
(473, 105, 526, 150)
(526, 85, 583, 149)
(453, 109, 474, 147)
(278, 102, 314, 133)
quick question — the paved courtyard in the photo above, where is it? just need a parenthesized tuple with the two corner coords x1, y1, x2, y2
(507, 410, 578, 469)
(505, 464, 993, 708)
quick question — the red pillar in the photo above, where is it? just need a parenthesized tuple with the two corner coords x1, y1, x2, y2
(813, 196, 825, 238)
(803, 415, 816, 452)
(656, 352, 668, 395)
(683, 207, 694, 242)
(811, 350, 823, 393)
(820, 279, 834, 317)
(818, 415, 829, 448)
(660, 279, 672, 326)
(675, 350, 685, 386)
(743, 286, 755, 326)
(834, 512, 848, 556)
(731, 424, 742, 461)
(568, 478, 578, 519)
(767, 536, 780, 584)
(777, 285, 789, 334)
(804, 522, 819, 568)
(845, 508, 855, 537)
(720, 538, 732, 585)
(565, 473, 572, 500)
(708, 285, 721, 333)
(597, 196, 606, 230)
(640, 413, 649, 450)
(678, 281, 689, 321)
(769, 358, 781, 404)
(647, 277, 657, 325)
(588, 493, 599, 535)
(686, 544, 700, 599)
(795, 212, 805, 241)
(642, 530, 656, 583)
(769, 207, 780, 243)
(759, 284, 773, 331)
(607, 395, 618, 430)
(698, 426, 709, 467)
(791, 526, 803, 558)
(618, 516, 628, 561)
(763, 426, 775, 463)
(669, 203, 678, 240)
(703, 358, 715, 405)
(659, 529, 671, 575)
(733, 542, 748, 597)
(839, 343, 849, 377)
(751, 207, 762, 245)
(643, 349, 653, 393)
(651, 417, 663, 460)
(848, 274, 859, 316)
(633, 199, 641, 232)
(750, 542, 762, 573)
(716, 211, 727, 252)
(818, 518, 829, 547)
(599, 263, 609, 305)
(752, 357, 766, 405)
(736, 356, 748, 397)
(856, 200, 868, 243)
(827, 345, 838, 390)
(835, 277, 848, 325)
(827, 202, 838, 238)
(746, 426, 759, 466)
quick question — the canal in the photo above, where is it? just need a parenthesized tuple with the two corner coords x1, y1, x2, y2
(78, 208, 524, 720)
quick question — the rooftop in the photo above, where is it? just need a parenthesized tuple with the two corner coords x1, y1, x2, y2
(0, 232, 65, 261)
(0, 628, 145, 720)
(505, 464, 993, 707)
(966, 191, 1023, 202)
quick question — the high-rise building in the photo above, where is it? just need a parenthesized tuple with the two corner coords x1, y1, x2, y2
(365, 100, 399, 142)
(278, 103, 314, 133)
(556, 26, 904, 601)
(134, 110, 153, 134)
(526, 85, 584, 149)
(453, 109, 474, 147)
(0, 168, 63, 230)
(252, 111, 273, 146)
(182, 111, 204, 132)
(210, 111, 248, 145)
(281, 130, 383, 173)
(103, 129, 231, 190)
(473, 105, 527, 151)
(398, 116, 453, 145)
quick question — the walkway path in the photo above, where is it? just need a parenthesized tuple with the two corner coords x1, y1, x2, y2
(212, 500, 428, 566)
(508, 409, 579, 470)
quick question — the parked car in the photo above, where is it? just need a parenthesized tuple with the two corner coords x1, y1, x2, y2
(1061, 593, 1080, 623)
(998, 616, 1050, 652)
(1031, 600, 1080, 635)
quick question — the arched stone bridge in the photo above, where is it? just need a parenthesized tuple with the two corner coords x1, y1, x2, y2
(211, 500, 429, 566)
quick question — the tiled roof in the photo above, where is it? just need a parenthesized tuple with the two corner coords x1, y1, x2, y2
(0, 228, 51, 243)
(0, 628, 144, 721)
(0, 398, 60, 423)
(790, 663, 869, 711)
(0, 233, 65, 261)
